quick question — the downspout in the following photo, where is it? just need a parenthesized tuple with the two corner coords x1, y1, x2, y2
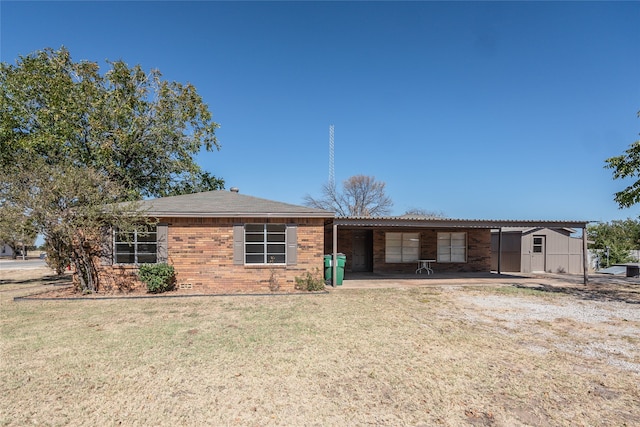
(582, 226, 588, 285)
(332, 223, 338, 287)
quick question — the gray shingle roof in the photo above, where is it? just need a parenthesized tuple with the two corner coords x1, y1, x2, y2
(133, 190, 334, 218)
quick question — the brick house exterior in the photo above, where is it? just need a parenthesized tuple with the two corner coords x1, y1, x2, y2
(96, 190, 590, 292)
(97, 190, 332, 293)
(331, 227, 491, 274)
(162, 217, 326, 292)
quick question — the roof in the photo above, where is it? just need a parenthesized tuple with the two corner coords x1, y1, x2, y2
(491, 226, 577, 234)
(332, 217, 589, 229)
(130, 190, 334, 218)
(118, 192, 589, 227)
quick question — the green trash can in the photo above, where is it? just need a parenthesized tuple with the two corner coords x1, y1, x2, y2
(324, 254, 346, 286)
(336, 254, 346, 286)
(324, 255, 332, 282)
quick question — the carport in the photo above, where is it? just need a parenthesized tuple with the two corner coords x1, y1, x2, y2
(327, 217, 590, 285)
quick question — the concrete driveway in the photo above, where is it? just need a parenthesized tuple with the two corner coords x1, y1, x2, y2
(0, 258, 47, 270)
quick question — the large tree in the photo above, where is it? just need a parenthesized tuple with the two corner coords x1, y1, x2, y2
(1, 161, 146, 289)
(605, 110, 640, 208)
(0, 47, 224, 290)
(0, 47, 223, 199)
(304, 175, 393, 216)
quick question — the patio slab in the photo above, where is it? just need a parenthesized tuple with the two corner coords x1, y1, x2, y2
(331, 271, 640, 290)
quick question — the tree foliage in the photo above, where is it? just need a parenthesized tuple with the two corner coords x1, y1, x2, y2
(605, 110, 640, 208)
(304, 175, 393, 217)
(1, 161, 146, 290)
(403, 208, 446, 218)
(0, 46, 224, 200)
(587, 219, 640, 267)
(0, 47, 223, 291)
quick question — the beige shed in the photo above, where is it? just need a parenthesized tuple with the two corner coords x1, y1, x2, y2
(491, 227, 584, 274)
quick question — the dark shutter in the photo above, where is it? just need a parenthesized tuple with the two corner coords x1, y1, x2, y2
(286, 225, 297, 265)
(157, 223, 168, 263)
(100, 226, 113, 265)
(233, 225, 244, 265)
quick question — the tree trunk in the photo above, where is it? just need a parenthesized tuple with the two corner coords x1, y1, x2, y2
(72, 256, 87, 291)
(73, 239, 99, 293)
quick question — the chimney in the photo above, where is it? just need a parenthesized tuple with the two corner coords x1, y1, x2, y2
(230, 187, 239, 193)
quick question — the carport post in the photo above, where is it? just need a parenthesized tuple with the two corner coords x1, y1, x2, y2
(582, 227, 588, 285)
(332, 222, 338, 287)
(497, 227, 502, 274)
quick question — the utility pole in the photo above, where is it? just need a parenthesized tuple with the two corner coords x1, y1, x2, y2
(329, 124, 335, 188)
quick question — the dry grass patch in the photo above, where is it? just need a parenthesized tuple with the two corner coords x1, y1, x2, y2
(1, 272, 639, 426)
(0, 267, 71, 297)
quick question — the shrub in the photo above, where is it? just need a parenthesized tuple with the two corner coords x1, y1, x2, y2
(268, 256, 280, 292)
(138, 263, 176, 293)
(295, 268, 325, 292)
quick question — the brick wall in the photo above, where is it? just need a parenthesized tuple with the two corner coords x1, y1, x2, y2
(98, 217, 326, 293)
(324, 227, 492, 275)
(327, 228, 354, 271)
(372, 228, 491, 273)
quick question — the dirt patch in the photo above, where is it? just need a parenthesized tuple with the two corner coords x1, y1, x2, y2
(457, 288, 640, 375)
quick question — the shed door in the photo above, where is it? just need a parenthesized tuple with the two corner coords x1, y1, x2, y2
(531, 235, 546, 272)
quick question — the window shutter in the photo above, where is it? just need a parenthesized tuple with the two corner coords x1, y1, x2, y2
(286, 225, 297, 265)
(157, 223, 168, 263)
(233, 225, 244, 265)
(100, 226, 113, 265)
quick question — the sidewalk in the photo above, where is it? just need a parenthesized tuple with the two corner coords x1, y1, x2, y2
(0, 258, 48, 270)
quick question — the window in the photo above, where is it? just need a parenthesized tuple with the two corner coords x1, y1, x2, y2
(385, 232, 420, 263)
(437, 232, 466, 263)
(115, 226, 157, 264)
(533, 237, 543, 253)
(244, 224, 286, 264)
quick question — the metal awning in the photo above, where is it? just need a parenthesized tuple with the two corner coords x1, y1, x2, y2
(329, 217, 591, 286)
(331, 217, 589, 229)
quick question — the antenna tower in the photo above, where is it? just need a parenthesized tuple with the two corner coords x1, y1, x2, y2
(329, 124, 335, 187)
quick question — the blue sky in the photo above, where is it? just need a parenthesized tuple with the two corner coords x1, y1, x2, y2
(2, 1, 639, 222)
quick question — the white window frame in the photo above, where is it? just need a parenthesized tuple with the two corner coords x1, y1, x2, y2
(385, 232, 420, 263)
(532, 236, 544, 253)
(244, 224, 287, 265)
(437, 232, 467, 263)
(114, 226, 158, 264)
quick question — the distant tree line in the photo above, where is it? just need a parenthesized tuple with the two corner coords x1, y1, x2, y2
(587, 219, 640, 268)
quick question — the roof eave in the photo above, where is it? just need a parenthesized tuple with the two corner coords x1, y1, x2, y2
(145, 211, 334, 219)
(332, 217, 590, 229)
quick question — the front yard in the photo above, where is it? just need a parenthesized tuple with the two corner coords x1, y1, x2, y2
(1, 268, 639, 426)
